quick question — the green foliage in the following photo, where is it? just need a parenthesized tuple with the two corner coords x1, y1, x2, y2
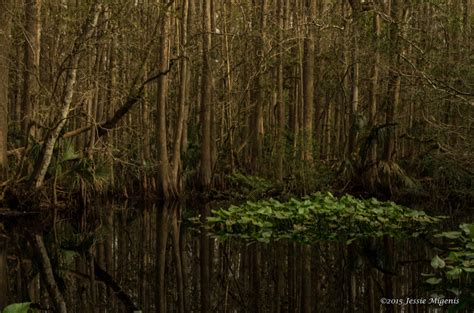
(1, 302, 32, 313)
(378, 161, 422, 192)
(67, 159, 109, 192)
(60, 232, 97, 256)
(49, 141, 110, 192)
(424, 223, 474, 310)
(200, 192, 444, 244)
(419, 154, 474, 204)
(286, 162, 336, 196)
(227, 172, 273, 199)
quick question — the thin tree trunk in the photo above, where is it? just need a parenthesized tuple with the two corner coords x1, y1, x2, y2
(276, 0, 285, 181)
(367, 11, 380, 187)
(347, 3, 360, 158)
(302, 0, 316, 165)
(22, 0, 41, 140)
(249, 0, 267, 170)
(200, 0, 213, 189)
(384, 0, 403, 162)
(0, 0, 11, 181)
(156, 6, 173, 199)
(171, 0, 190, 190)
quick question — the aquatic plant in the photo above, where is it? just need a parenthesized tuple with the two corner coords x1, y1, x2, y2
(200, 192, 444, 244)
(425, 223, 474, 312)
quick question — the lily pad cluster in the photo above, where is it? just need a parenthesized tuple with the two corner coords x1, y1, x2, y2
(204, 192, 444, 244)
(425, 223, 474, 309)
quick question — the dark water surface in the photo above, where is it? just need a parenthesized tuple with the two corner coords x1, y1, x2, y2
(4, 200, 468, 312)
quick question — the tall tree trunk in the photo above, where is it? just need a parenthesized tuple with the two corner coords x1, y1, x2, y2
(22, 0, 41, 140)
(302, 0, 316, 164)
(156, 6, 173, 198)
(384, 0, 403, 162)
(276, 0, 286, 181)
(347, 2, 360, 158)
(462, 0, 471, 40)
(249, 0, 267, 170)
(170, 0, 190, 190)
(199, 0, 213, 189)
(367, 11, 381, 187)
(0, 0, 11, 182)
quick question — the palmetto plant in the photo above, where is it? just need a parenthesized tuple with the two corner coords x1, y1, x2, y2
(50, 141, 110, 194)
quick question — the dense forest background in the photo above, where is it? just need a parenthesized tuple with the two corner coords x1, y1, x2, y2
(0, 0, 472, 201)
(0, 0, 473, 312)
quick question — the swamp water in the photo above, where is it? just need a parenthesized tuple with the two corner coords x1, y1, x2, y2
(2, 200, 470, 313)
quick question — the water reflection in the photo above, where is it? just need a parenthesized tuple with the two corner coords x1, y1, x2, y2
(103, 201, 445, 313)
(3, 201, 455, 312)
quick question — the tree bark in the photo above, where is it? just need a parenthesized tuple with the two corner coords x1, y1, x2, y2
(302, 0, 316, 164)
(199, 0, 213, 189)
(384, 0, 403, 162)
(276, 0, 285, 181)
(22, 0, 41, 140)
(171, 0, 190, 190)
(347, 2, 360, 158)
(156, 6, 173, 199)
(0, 0, 11, 182)
(249, 0, 267, 170)
(367, 11, 381, 186)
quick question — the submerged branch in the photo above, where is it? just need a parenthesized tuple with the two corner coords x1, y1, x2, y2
(93, 261, 140, 313)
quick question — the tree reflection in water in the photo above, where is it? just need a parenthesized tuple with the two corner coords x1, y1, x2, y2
(1, 201, 458, 313)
